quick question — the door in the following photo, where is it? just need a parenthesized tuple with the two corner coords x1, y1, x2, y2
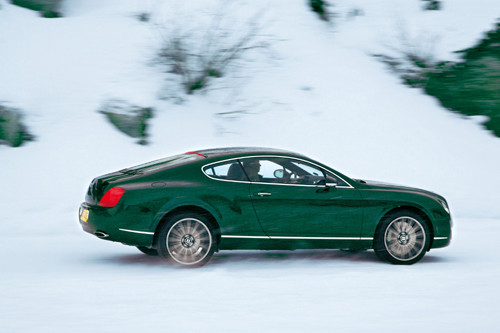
(243, 157, 364, 239)
(202, 159, 263, 236)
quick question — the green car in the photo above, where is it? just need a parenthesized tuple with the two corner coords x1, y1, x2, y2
(79, 147, 451, 267)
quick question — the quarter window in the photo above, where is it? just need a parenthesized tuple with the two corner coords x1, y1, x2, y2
(203, 161, 248, 181)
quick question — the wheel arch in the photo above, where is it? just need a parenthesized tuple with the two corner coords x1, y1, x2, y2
(152, 205, 222, 250)
(373, 205, 435, 250)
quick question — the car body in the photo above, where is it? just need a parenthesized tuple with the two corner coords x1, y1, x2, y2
(79, 147, 452, 266)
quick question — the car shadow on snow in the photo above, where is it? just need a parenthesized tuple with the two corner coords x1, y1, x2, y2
(209, 251, 447, 266)
(210, 249, 382, 266)
(96, 253, 165, 267)
(95, 249, 449, 269)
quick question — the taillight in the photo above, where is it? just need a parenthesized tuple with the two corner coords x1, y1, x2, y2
(99, 187, 125, 207)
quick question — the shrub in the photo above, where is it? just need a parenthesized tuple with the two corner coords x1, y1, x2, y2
(137, 12, 150, 23)
(98, 100, 154, 145)
(426, 22, 500, 134)
(156, 5, 268, 94)
(422, 0, 441, 11)
(378, 20, 500, 137)
(309, 0, 330, 21)
(0, 105, 34, 147)
(424, 22, 500, 135)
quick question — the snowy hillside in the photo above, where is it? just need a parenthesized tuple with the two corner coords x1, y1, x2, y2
(1, 0, 500, 332)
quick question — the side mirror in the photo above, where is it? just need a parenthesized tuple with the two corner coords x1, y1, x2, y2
(325, 181, 337, 188)
(315, 179, 337, 192)
(273, 169, 284, 178)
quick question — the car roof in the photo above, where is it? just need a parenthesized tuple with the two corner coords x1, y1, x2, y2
(193, 147, 305, 159)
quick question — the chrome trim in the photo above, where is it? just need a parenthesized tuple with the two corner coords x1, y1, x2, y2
(221, 235, 270, 239)
(434, 237, 448, 240)
(201, 155, 354, 189)
(270, 236, 372, 240)
(119, 228, 155, 235)
(437, 199, 450, 214)
(221, 235, 372, 241)
(94, 231, 109, 238)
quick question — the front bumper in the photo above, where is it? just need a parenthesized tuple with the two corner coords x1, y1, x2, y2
(430, 215, 452, 249)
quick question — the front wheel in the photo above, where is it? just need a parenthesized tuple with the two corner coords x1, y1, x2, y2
(374, 211, 430, 265)
(156, 213, 216, 267)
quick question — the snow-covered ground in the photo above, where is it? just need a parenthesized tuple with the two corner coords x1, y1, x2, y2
(1, 0, 499, 331)
(1, 217, 499, 333)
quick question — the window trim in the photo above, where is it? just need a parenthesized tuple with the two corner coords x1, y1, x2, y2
(201, 155, 354, 189)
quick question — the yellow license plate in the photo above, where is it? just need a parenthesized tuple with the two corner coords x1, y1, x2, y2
(80, 208, 89, 223)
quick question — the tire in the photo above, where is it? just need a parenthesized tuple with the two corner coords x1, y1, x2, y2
(136, 246, 158, 256)
(374, 210, 430, 265)
(156, 212, 215, 267)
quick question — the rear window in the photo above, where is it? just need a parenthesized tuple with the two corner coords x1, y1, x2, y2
(122, 154, 199, 173)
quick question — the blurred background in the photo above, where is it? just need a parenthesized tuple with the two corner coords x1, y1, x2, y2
(1, 0, 499, 224)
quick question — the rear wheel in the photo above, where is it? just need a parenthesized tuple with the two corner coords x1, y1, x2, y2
(374, 211, 430, 265)
(157, 212, 215, 267)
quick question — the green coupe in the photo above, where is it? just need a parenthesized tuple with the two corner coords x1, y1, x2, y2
(79, 147, 451, 267)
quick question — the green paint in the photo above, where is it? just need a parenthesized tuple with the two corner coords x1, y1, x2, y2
(79, 148, 451, 265)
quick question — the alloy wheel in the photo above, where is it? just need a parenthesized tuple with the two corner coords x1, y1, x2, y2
(166, 218, 213, 265)
(384, 216, 426, 261)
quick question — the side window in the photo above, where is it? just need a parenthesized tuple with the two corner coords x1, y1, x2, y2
(241, 157, 326, 185)
(285, 160, 325, 185)
(240, 158, 269, 182)
(203, 161, 248, 181)
(242, 158, 289, 183)
(324, 170, 348, 187)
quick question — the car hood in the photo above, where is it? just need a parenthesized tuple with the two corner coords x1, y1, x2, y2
(359, 179, 445, 202)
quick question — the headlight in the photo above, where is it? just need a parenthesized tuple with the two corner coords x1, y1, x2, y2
(437, 199, 450, 214)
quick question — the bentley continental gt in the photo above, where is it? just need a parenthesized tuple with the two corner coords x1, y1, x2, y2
(79, 147, 452, 267)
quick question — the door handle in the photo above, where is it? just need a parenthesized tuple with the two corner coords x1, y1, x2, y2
(256, 192, 272, 197)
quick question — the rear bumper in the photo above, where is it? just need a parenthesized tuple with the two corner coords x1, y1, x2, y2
(79, 203, 98, 235)
(78, 202, 154, 247)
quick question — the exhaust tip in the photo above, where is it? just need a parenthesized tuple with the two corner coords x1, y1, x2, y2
(95, 231, 109, 238)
